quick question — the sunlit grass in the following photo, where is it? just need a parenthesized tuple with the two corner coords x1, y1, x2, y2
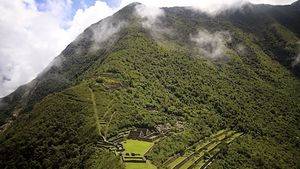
(122, 139, 154, 155)
(125, 161, 157, 169)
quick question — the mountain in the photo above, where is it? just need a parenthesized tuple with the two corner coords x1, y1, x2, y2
(0, 1, 300, 169)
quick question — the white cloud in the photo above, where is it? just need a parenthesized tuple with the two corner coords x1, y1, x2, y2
(0, 0, 297, 97)
(0, 0, 70, 97)
(292, 42, 300, 67)
(90, 17, 127, 52)
(136, 0, 295, 6)
(191, 30, 231, 59)
(293, 54, 300, 66)
(249, 0, 296, 5)
(0, 0, 116, 97)
(135, 4, 170, 39)
(120, 0, 296, 13)
(67, 1, 115, 39)
(122, 0, 246, 14)
(135, 4, 164, 28)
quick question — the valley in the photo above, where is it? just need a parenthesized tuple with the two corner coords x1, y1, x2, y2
(88, 82, 243, 169)
(0, 1, 299, 169)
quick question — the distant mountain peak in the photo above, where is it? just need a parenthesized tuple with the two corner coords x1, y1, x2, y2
(127, 2, 142, 6)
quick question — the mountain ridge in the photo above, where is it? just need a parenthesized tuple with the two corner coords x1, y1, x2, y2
(1, 1, 299, 125)
(0, 2, 300, 169)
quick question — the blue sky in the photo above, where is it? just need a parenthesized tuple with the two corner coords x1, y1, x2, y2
(0, 0, 298, 97)
(33, 0, 298, 20)
(33, 0, 298, 22)
(34, 0, 120, 20)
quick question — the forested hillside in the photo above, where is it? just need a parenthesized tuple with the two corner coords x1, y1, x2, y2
(0, 1, 299, 169)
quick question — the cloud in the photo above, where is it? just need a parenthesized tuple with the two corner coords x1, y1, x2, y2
(135, 4, 171, 39)
(249, 0, 296, 5)
(121, 0, 297, 14)
(0, 0, 297, 97)
(0, 98, 8, 109)
(292, 42, 300, 67)
(0, 0, 70, 97)
(191, 30, 231, 59)
(138, 0, 296, 6)
(293, 54, 300, 66)
(135, 4, 164, 28)
(292, 48, 300, 67)
(67, 1, 115, 38)
(90, 18, 127, 51)
(0, 0, 116, 97)
(124, 0, 244, 15)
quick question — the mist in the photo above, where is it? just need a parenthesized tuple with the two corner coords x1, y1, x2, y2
(135, 5, 164, 28)
(121, 0, 296, 14)
(134, 4, 172, 40)
(90, 18, 127, 51)
(293, 54, 300, 67)
(191, 30, 231, 59)
(0, 0, 298, 97)
(0, 98, 6, 109)
(292, 42, 300, 67)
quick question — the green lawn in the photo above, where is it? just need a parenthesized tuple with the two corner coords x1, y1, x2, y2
(125, 161, 157, 169)
(122, 139, 157, 169)
(122, 139, 154, 155)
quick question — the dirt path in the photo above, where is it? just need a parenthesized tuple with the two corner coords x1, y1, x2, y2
(88, 87, 106, 141)
(103, 98, 115, 119)
(104, 111, 116, 138)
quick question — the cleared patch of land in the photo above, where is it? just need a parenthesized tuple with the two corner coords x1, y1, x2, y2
(121, 139, 157, 169)
(125, 161, 156, 169)
(88, 87, 105, 140)
(122, 139, 154, 155)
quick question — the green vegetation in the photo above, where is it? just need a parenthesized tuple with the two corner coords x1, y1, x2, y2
(166, 157, 186, 169)
(85, 150, 123, 169)
(121, 139, 156, 169)
(0, 84, 119, 168)
(125, 161, 156, 169)
(163, 130, 242, 169)
(122, 139, 154, 155)
(0, 2, 300, 169)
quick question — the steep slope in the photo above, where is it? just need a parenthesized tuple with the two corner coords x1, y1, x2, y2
(219, 2, 300, 76)
(0, 2, 300, 169)
(0, 3, 138, 126)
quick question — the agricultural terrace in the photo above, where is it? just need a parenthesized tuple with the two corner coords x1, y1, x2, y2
(125, 161, 156, 169)
(163, 129, 243, 169)
(121, 139, 157, 169)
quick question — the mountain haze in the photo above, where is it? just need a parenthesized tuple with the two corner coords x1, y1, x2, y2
(0, 1, 300, 169)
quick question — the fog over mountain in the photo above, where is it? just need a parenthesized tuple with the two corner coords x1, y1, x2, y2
(0, 1, 299, 168)
(0, 0, 298, 97)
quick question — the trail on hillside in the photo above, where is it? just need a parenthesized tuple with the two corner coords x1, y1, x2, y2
(88, 87, 106, 141)
(104, 111, 117, 138)
(103, 99, 115, 119)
